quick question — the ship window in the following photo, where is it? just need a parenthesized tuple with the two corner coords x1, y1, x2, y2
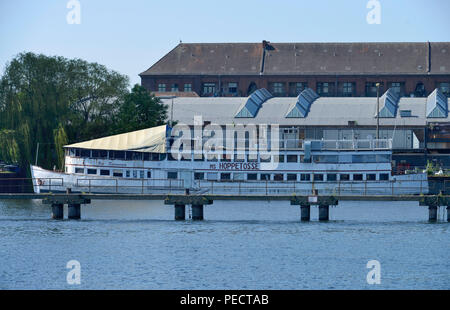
(339, 154, 352, 163)
(327, 174, 337, 181)
(287, 155, 298, 163)
(81, 149, 91, 158)
(287, 174, 297, 181)
(247, 173, 258, 180)
(194, 172, 204, 180)
(300, 174, 310, 181)
(152, 153, 161, 161)
(247, 154, 258, 162)
(111, 151, 125, 160)
(379, 173, 389, 180)
(113, 170, 123, 177)
(314, 155, 338, 163)
(274, 155, 285, 163)
(352, 155, 376, 163)
(180, 153, 192, 161)
(260, 154, 271, 163)
(147, 171, 151, 178)
(167, 171, 178, 179)
(340, 174, 350, 181)
(274, 174, 284, 181)
(366, 174, 376, 181)
(100, 169, 110, 176)
(69, 148, 76, 157)
(168, 152, 178, 161)
(234, 153, 245, 162)
(133, 152, 143, 161)
(75, 168, 84, 174)
(353, 174, 363, 181)
(87, 169, 97, 175)
(260, 174, 271, 181)
(376, 154, 391, 163)
(313, 174, 324, 181)
(143, 153, 150, 161)
(133, 170, 137, 178)
(125, 170, 130, 178)
(220, 173, 231, 180)
(233, 173, 245, 181)
(207, 154, 218, 162)
(139, 170, 144, 179)
(221, 154, 231, 162)
(207, 172, 218, 180)
(92, 150, 107, 159)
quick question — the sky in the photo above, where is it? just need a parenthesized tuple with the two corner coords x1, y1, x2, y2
(1, 0, 449, 86)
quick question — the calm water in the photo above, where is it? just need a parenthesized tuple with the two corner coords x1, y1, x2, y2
(0, 199, 449, 290)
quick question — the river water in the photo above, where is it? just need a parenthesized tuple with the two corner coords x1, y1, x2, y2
(0, 199, 449, 290)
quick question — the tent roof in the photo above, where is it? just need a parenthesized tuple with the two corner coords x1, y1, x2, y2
(64, 125, 167, 153)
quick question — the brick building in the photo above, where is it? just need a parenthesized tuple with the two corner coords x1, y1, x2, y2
(140, 41, 450, 98)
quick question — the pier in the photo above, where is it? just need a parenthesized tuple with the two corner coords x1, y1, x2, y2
(0, 192, 449, 222)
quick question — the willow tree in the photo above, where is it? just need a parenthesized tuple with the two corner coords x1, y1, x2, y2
(0, 52, 129, 173)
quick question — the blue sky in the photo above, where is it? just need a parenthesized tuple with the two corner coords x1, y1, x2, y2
(1, 0, 449, 86)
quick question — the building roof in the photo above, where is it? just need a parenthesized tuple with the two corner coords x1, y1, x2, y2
(141, 42, 450, 76)
(65, 125, 167, 153)
(162, 91, 450, 127)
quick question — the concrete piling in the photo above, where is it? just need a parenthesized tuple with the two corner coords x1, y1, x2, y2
(51, 204, 64, 220)
(300, 205, 311, 221)
(192, 204, 204, 221)
(174, 204, 186, 221)
(428, 205, 438, 222)
(68, 204, 81, 220)
(318, 205, 330, 221)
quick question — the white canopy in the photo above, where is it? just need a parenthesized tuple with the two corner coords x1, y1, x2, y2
(64, 125, 168, 153)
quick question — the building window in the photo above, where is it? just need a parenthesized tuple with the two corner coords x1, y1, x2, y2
(75, 168, 84, 174)
(274, 174, 284, 181)
(414, 82, 426, 97)
(300, 174, 310, 181)
(340, 174, 350, 181)
(167, 171, 178, 179)
(341, 82, 354, 97)
(379, 173, 389, 181)
(272, 82, 285, 95)
(87, 169, 97, 175)
(289, 82, 307, 96)
(317, 82, 332, 96)
(228, 82, 238, 94)
(202, 83, 216, 95)
(287, 174, 297, 181)
(158, 83, 166, 92)
(327, 174, 337, 181)
(391, 82, 404, 96)
(353, 174, 363, 181)
(439, 82, 450, 97)
(247, 173, 258, 181)
(100, 169, 110, 176)
(171, 83, 179, 92)
(274, 155, 285, 163)
(220, 173, 231, 181)
(365, 82, 380, 97)
(184, 83, 192, 92)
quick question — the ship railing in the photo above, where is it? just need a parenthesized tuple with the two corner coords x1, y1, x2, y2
(170, 138, 393, 152)
(194, 179, 431, 196)
(74, 178, 185, 194)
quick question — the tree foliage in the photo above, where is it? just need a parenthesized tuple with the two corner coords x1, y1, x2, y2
(0, 52, 167, 173)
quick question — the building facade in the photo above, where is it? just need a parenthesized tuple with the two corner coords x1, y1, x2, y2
(141, 41, 450, 98)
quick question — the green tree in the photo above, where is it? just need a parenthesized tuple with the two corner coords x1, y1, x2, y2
(114, 84, 168, 134)
(0, 52, 129, 172)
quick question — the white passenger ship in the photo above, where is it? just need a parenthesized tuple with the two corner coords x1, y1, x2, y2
(30, 124, 428, 196)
